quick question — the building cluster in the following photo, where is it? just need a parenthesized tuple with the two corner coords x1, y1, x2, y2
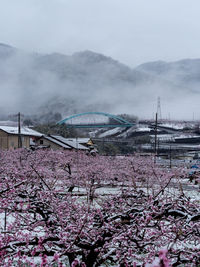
(0, 126, 96, 153)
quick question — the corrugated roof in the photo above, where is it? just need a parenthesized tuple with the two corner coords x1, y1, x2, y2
(0, 126, 42, 137)
(43, 136, 71, 149)
(50, 135, 89, 150)
(66, 138, 91, 144)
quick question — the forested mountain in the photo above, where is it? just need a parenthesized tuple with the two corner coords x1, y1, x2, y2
(0, 43, 199, 120)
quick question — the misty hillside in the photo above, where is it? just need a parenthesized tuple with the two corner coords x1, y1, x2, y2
(0, 43, 200, 120)
(136, 59, 200, 93)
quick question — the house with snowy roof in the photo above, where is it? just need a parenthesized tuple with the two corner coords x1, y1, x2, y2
(36, 135, 72, 150)
(0, 126, 42, 150)
(37, 135, 92, 151)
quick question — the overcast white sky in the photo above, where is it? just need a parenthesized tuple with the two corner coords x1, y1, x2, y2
(0, 0, 200, 66)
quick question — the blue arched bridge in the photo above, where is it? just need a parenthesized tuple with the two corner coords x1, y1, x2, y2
(57, 112, 135, 128)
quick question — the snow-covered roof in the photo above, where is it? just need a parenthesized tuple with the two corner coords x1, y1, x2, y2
(0, 126, 42, 137)
(136, 127, 151, 132)
(150, 134, 175, 141)
(66, 138, 91, 144)
(50, 135, 89, 150)
(99, 127, 123, 138)
(43, 136, 71, 149)
(158, 123, 186, 130)
(175, 135, 200, 139)
(99, 125, 152, 139)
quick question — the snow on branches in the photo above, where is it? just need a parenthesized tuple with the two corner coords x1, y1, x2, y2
(0, 149, 199, 266)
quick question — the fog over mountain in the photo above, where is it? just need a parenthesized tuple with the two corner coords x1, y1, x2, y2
(0, 43, 200, 120)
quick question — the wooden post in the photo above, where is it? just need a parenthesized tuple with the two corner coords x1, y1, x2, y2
(18, 112, 22, 148)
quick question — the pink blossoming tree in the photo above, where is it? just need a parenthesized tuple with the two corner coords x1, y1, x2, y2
(0, 149, 199, 266)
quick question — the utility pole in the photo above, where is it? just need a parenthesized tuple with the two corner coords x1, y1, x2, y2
(157, 97, 162, 121)
(9, 112, 23, 148)
(154, 112, 158, 156)
(18, 112, 22, 148)
(169, 145, 172, 168)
